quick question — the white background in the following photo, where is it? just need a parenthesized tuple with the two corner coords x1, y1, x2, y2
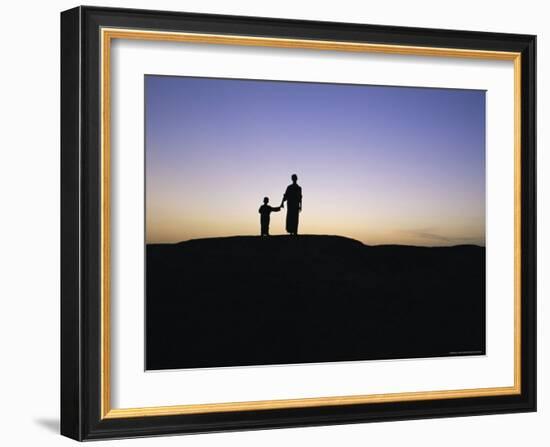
(111, 40, 515, 408)
(0, 0, 547, 446)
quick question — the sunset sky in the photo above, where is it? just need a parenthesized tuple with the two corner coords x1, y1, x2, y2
(145, 75, 485, 246)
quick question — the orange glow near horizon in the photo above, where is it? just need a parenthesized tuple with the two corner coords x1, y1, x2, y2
(145, 76, 486, 247)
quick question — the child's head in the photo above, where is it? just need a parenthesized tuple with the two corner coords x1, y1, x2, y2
(263, 197, 269, 204)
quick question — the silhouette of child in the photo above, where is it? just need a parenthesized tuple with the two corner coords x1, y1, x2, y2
(258, 197, 281, 236)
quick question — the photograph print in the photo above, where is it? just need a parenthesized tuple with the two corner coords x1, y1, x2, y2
(145, 75, 486, 370)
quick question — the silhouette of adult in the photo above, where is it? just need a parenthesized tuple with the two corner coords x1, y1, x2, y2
(281, 174, 302, 235)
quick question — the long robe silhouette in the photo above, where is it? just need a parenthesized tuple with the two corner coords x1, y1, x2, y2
(282, 177, 302, 235)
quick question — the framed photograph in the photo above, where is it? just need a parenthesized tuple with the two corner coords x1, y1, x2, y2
(61, 6, 536, 441)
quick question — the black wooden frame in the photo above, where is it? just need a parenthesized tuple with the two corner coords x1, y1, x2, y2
(61, 5, 536, 441)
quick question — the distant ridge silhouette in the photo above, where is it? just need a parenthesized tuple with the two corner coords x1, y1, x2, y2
(148, 234, 483, 249)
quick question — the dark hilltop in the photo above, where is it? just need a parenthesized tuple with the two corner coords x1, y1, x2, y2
(146, 235, 485, 370)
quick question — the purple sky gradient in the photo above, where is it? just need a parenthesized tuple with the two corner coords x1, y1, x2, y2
(145, 75, 485, 246)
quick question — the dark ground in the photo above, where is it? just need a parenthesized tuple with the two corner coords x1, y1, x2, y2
(146, 235, 485, 370)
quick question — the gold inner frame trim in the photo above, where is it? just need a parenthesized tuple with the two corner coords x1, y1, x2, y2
(100, 27, 522, 419)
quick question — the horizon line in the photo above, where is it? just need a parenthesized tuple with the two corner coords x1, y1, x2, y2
(146, 234, 486, 249)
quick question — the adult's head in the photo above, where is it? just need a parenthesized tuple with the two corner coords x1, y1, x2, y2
(263, 197, 269, 204)
(291, 174, 298, 183)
